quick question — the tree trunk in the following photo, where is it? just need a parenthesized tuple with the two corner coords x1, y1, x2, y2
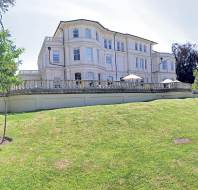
(0, 97, 7, 144)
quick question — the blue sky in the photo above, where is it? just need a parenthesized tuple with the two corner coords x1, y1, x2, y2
(3, 0, 198, 70)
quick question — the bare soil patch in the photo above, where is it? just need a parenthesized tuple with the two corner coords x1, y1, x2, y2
(55, 159, 72, 170)
(0, 137, 13, 145)
(174, 138, 192, 144)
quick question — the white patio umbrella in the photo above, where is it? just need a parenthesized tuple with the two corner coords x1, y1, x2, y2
(161, 79, 174, 84)
(173, 80, 181, 83)
(123, 74, 142, 81)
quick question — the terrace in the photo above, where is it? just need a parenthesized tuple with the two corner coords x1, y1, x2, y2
(8, 80, 192, 96)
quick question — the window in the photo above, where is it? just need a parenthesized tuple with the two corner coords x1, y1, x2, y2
(87, 72, 94, 80)
(171, 62, 174, 71)
(73, 29, 79, 38)
(140, 58, 144, 69)
(145, 59, 147, 70)
(73, 48, 80, 61)
(53, 51, 60, 63)
(121, 42, 124, 52)
(85, 48, 93, 61)
(135, 43, 138, 50)
(98, 73, 101, 81)
(85, 28, 91, 39)
(139, 44, 142, 51)
(144, 45, 147, 52)
(96, 31, 99, 41)
(104, 39, 108, 49)
(117, 42, 120, 51)
(108, 40, 112, 49)
(136, 57, 139, 68)
(162, 61, 168, 70)
(106, 54, 112, 64)
(97, 49, 100, 64)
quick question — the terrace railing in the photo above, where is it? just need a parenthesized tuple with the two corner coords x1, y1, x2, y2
(8, 80, 192, 95)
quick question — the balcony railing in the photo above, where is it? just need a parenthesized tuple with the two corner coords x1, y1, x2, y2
(8, 80, 192, 95)
(19, 70, 39, 75)
(44, 37, 63, 43)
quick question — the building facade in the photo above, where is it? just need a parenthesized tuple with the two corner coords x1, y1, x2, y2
(19, 19, 177, 83)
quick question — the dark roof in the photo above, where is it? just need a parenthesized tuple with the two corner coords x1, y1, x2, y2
(53, 19, 157, 44)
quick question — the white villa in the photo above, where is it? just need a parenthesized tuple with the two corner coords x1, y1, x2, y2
(19, 19, 176, 83)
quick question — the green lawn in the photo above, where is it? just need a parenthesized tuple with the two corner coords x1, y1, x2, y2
(0, 99, 198, 190)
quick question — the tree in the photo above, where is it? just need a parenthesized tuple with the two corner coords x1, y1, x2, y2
(0, 0, 23, 144)
(0, 0, 15, 29)
(0, 30, 23, 144)
(172, 43, 198, 84)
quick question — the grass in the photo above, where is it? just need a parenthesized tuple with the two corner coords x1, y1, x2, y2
(0, 98, 198, 190)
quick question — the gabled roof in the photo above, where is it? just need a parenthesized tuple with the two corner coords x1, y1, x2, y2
(53, 19, 157, 44)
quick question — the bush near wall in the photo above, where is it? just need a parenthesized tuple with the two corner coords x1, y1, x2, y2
(192, 70, 198, 90)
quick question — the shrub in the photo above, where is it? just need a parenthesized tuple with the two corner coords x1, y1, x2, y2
(192, 70, 198, 90)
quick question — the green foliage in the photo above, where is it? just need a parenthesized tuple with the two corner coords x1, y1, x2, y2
(0, 30, 23, 94)
(192, 70, 198, 90)
(0, 0, 15, 28)
(0, 0, 15, 14)
(0, 99, 198, 189)
(172, 43, 198, 84)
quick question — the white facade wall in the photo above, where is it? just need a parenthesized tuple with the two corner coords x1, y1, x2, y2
(152, 52, 177, 83)
(24, 20, 176, 83)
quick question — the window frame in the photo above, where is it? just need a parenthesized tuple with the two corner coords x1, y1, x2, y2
(144, 45, 147, 52)
(85, 47, 93, 61)
(139, 44, 143, 52)
(108, 40, 112, 49)
(106, 54, 112, 64)
(85, 28, 92, 39)
(52, 51, 60, 63)
(145, 59, 147, 70)
(104, 39, 108, 49)
(96, 31, 99, 41)
(73, 48, 80, 61)
(135, 43, 138, 51)
(73, 28, 79, 38)
(117, 41, 120, 51)
(121, 42, 124, 52)
(136, 57, 139, 68)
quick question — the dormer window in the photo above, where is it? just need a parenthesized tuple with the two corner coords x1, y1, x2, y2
(85, 28, 92, 39)
(73, 29, 79, 38)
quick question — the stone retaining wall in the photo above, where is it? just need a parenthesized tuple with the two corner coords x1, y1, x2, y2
(0, 92, 197, 113)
